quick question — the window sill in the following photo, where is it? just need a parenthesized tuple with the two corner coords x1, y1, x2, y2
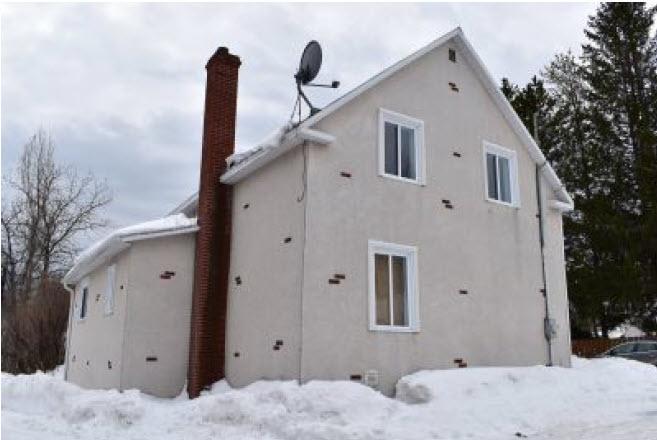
(369, 325, 420, 333)
(379, 173, 424, 186)
(485, 197, 520, 209)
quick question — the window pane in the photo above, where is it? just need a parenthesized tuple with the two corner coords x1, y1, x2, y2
(400, 127, 416, 179)
(486, 153, 498, 199)
(636, 342, 657, 352)
(374, 254, 391, 325)
(105, 265, 116, 315)
(392, 256, 408, 326)
(614, 343, 635, 354)
(498, 156, 512, 203)
(384, 122, 398, 175)
(81, 287, 88, 319)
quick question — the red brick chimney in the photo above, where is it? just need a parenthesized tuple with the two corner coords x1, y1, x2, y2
(188, 46, 241, 398)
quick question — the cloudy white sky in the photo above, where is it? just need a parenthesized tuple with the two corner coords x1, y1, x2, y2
(2, 2, 599, 239)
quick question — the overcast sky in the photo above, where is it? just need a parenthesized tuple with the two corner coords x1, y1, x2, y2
(2, 3, 599, 240)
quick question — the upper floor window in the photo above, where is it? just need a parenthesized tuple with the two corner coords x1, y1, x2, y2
(368, 240, 419, 332)
(483, 141, 520, 207)
(378, 109, 425, 184)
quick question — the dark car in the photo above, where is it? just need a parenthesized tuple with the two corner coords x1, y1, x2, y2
(602, 340, 657, 366)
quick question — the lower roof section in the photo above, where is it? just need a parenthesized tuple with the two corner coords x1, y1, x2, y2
(63, 214, 198, 285)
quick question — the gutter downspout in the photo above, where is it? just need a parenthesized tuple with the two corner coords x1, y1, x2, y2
(533, 113, 553, 366)
(536, 163, 554, 366)
(63, 283, 76, 381)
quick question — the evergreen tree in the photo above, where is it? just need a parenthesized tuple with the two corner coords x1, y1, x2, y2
(582, 2, 657, 332)
(541, 52, 607, 336)
(502, 3, 657, 336)
(500, 76, 555, 150)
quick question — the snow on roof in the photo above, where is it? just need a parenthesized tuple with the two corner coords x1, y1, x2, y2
(220, 124, 334, 184)
(168, 192, 198, 217)
(226, 122, 295, 169)
(63, 214, 198, 285)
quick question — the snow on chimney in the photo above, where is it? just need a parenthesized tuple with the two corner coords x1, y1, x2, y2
(188, 46, 240, 398)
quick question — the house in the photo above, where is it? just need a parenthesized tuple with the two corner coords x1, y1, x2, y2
(62, 27, 573, 398)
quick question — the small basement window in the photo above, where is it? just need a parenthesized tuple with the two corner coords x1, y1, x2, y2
(483, 142, 520, 207)
(378, 109, 425, 184)
(368, 240, 419, 332)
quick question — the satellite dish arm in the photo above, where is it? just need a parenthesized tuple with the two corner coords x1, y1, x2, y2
(305, 81, 340, 89)
(297, 82, 320, 116)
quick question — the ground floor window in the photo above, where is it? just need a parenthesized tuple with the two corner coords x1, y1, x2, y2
(79, 286, 89, 320)
(368, 240, 419, 332)
(105, 264, 116, 316)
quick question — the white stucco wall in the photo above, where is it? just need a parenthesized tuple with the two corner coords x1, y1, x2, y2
(296, 43, 571, 394)
(65, 232, 196, 397)
(120, 233, 196, 397)
(66, 252, 129, 390)
(224, 147, 306, 386)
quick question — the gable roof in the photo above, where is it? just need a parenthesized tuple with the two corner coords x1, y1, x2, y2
(297, 27, 573, 209)
(176, 27, 573, 211)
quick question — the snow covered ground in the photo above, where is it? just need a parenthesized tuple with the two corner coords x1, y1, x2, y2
(2, 357, 656, 440)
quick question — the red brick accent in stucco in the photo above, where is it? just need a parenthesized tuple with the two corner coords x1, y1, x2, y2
(187, 47, 241, 398)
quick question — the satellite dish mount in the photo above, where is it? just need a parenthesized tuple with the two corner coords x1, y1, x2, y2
(292, 40, 340, 120)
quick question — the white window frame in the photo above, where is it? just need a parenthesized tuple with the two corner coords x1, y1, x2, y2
(482, 141, 521, 207)
(378, 108, 426, 185)
(77, 278, 89, 321)
(104, 264, 116, 316)
(368, 240, 420, 333)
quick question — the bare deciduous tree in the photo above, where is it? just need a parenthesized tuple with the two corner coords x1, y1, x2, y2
(1, 129, 112, 373)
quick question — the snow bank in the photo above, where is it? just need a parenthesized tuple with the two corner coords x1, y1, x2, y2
(3, 358, 657, 440)
(197, 380, 396, 439)
(227, 122, 295, 169)
(394, 357, 657, 438)
(2, 372, 144, 427)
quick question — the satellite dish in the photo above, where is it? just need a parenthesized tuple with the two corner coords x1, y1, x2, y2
(295, 41, 322, 85)
(291, 40, 340, 120)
